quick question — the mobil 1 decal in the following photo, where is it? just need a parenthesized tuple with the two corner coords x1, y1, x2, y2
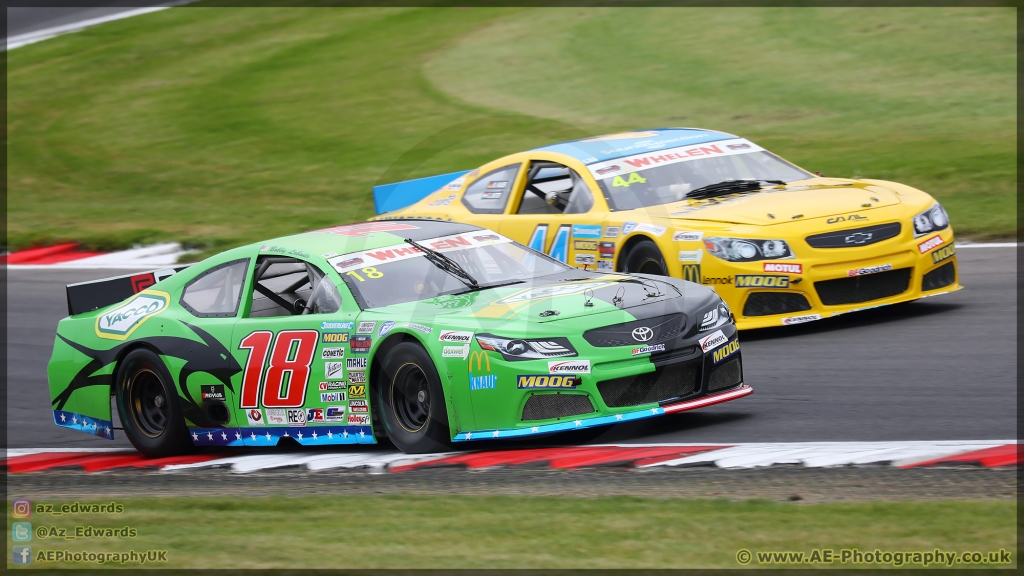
(238, 330, 318, 408)
(528, 224, 572, 263)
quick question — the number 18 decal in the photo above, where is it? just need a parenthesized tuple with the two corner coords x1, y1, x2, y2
(239, 330, 318, 408)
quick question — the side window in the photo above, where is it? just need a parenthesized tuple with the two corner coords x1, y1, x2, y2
(461, 164, 520, 214)
(180, 259, 248, 318)
(248, 256, 341, 318)
(516, 161, 593, 215)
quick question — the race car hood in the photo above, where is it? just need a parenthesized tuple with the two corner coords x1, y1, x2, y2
(377, 273, 716, 330)
(662, 180, 901, 226)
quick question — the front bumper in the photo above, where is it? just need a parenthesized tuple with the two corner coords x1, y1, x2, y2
(697, 228, 962, 330)
(452, 385, 752, 441)
(452, 321, 750, 442)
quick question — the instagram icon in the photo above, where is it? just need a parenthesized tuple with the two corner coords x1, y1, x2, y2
(12, 499, 31, 518)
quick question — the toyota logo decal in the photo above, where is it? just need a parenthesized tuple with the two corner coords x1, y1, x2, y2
(632, 327, 654, 342)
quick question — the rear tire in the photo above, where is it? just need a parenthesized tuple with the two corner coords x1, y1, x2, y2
(374, 342, 451, 454)
(622, 240, 668, 276)
(114, 349, 193, 458)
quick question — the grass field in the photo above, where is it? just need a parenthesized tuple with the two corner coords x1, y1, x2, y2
(6, 496, 1016, 569)
(6, 7, 1016, 258)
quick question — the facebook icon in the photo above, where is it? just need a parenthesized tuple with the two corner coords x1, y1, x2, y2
(13, 545, 32, 565)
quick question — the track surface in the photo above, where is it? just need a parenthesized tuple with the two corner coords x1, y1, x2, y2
(6, 247, 1016, 449)
(6, 4, 151, 37)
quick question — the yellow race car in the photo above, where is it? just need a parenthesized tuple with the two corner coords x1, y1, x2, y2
(371, 129, 960, 329)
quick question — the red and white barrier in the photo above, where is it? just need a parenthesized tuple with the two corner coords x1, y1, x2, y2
(4, 243, 192, 269)
(4, 441, 1016, 475)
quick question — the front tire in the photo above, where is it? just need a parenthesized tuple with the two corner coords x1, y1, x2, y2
(622, 240, 668, 275)
(114, 349, 192, 458)
(374, 342, 451, 453)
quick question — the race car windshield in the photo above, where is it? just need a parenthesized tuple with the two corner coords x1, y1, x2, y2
(596, 150, 812, 211)
(330, 233, 571, 309)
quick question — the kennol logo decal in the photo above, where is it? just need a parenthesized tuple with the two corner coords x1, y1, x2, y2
(439, 331, 473, 343)
(548, 360, 591, 374)
(699, 330, 728, 352)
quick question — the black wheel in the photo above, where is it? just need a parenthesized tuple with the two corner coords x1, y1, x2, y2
(374, 342, 451, 453)
(622, 240, 668, 275)
(114, 348, 192, 458)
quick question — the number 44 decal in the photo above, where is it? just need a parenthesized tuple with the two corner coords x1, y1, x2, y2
(239, 330, 318, 408)
(528, 224, 571, 263)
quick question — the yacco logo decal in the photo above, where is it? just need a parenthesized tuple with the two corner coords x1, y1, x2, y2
(764, 263, 802, 274)
(631, 344, 665, 355)
(782, 313, 822, 325)
(517, 374, 579, 389)
(439, 331, 473, 343)
(847, 264, 892, 277)
(321, 321, 354, 330)
(931, 244, 956, 264)
(548, 360, 590, 374)
(95, 290, 170, 340)
(735, 275, 790, 288)
(713, 339, 740, 364)
(587, 138, 764, 180)
(699, 330, 728, 352)
(918, 235, 944, 254)
(572, 224, 602, 239)
(322, 333, 349, 343)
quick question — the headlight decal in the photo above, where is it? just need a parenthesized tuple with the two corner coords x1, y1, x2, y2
(475, 335, 577, 361)
(912, 203, 950, 237)
(705, 237, 794, 262)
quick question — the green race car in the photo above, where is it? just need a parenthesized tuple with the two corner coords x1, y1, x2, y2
(48, 220, 752, 455)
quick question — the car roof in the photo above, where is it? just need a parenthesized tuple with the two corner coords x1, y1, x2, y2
(532, 128, 737, 165)
(255, 220, 485, 258)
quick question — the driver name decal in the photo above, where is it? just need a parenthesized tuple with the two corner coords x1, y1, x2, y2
(587, 138, 764, 180)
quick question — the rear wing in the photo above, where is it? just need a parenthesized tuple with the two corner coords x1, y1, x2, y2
(66, 267, 190, 317)
(372, 169, 471, 214)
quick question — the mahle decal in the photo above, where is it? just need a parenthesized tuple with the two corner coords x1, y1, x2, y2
(95, 290, 170, 340)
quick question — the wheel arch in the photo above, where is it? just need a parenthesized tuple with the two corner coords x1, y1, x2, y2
(617, 234, 663, 272)
(370, 332, 461, 438)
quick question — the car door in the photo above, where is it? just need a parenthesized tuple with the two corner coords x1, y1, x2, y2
(230, 254, 365, 446)
(497, 159, 603, 270)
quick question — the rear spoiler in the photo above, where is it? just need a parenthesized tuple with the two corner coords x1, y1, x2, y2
(66, 266, 190, 316)
(372, 169, 471, 214)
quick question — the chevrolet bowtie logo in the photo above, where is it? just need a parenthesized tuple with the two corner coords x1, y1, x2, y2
(844, 232, 873, 244)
